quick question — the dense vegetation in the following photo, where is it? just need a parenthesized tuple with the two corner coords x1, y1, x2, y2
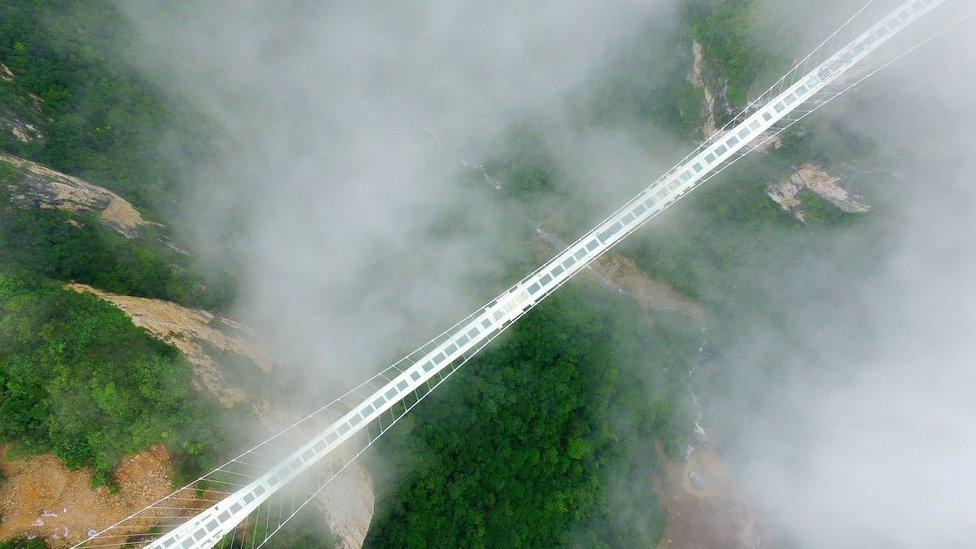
(367, 283, 700, 547)
(0, 538, 47, 549)
(687, 0, 765, 108)
(0, 0, 211, 215)
(0, 270, 227, 486)
(0, 173, 231, 311)
(0, 0, 886, 547)
(0, 1, 236, 493)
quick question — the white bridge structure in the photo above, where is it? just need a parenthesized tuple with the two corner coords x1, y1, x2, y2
(77, 1, 956, 547)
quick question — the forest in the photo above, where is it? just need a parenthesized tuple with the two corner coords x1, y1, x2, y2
(366, 284, 700, 547)
(0, 270, 225, 486)
(0, 0, 884, 547)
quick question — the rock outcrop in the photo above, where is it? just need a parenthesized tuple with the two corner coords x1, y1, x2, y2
(1, 154, 155, 238)
(316, 464, 376, 549)
(0, 64, 46, 144)
(654, 442, 768, 549)
(768, 163, 871, 222)
(66, 283, 275, 408)
(62, 283, 376, 547)
(689, 40, 735, 139)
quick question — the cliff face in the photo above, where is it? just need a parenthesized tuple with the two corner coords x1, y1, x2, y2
(0, 63, 45, 144)
(768, 163, 872, 222)
(64, 282, 376, 548)
(66, 282, 274, 409)
(689, 40, 734, 140)
(316, 464, 376, 549)
(2, 154, 156, 238)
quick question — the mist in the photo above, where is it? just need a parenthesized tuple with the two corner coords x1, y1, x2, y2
(108, 0, 976, 545)
(700, 4, 976, 546)
(113, 0, 680, 391)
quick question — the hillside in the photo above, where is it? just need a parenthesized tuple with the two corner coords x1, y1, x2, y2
(0, 1, 895, 548)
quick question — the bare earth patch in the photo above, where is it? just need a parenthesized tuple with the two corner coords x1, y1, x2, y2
(0, 445, 173, 548)
(533, 226, 705, 322)
(591, 252, 706, 321)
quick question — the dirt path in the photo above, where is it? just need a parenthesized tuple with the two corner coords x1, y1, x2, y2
(0, 445, 173, 548)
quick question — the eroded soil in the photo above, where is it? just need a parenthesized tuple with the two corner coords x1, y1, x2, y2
(0, 445, 173, 548)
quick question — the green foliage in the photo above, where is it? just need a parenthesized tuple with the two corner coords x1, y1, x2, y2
(0, 0, 212, 215)
(687, 0, 763, 108)
(590, 31, 704, 138)
(0, 538, 48, 549)
(0, 270, 226, 486)
(366, 284, 699, 547)
(488, 122, 562, 200)
(0, 198, 234, 310)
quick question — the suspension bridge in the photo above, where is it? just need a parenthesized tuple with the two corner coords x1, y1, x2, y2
(75, 0, 958, 547)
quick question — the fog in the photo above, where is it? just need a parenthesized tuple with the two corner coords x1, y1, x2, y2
(114, 0, 678, 390)
(113, 0, 975, 546)
(702, 3, 976, 546)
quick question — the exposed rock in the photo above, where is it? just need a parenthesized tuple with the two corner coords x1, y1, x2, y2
(654, 442, 768, 549)
(591, 252, 707, 321)
(66, 282, 276, 408)
(1, 153, 155, 237)
(768, 163, 871, 222)
(316, 463, 375, 549)
(689, 40, 735, 139)
(690, 40, 718, 138)
(1, 113, 43, 143)
(0, 445, 175, 548)
(26, 92, 44, 112)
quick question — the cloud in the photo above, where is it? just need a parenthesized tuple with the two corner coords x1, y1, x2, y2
(704, 4, 976, 546)
(112, 0, 679, 391)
